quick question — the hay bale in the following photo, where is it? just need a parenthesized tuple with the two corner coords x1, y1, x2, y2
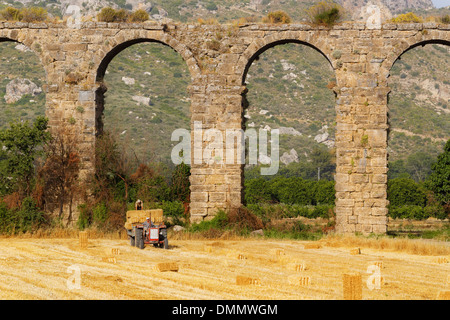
(343, 273, 362, 300)
(150, 209, 164, 223)
(204, 245, 213, 253)
(304, 243, 322, 249)
(435, 257, 449, 264)
(79, 231, 88, 249)
(288, 275, 310, 286)
(226, 249, 247, 260)
(290, 262, 307, 272)
(367, 275, 384, 287)
(370, 261, 383, 269)
(270, 248, 285, 256)
(236, 275, 261, 286)
(101, 257, 117, 264)
(350, 248, 361, 255)
(155, 262, 179, 272)
(437, 291, 450, 300)
(105, 248, 121, 256)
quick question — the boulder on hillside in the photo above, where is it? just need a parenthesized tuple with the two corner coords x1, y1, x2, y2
(4, 78, 42, 104)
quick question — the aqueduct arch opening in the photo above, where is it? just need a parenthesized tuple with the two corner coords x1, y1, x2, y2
(240, 39, 337, 211)
(386, 40, 449, 213)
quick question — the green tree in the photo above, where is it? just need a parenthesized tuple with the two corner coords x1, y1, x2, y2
(387, 177, 427, 207)
(170, 162, 190, 203)
(0, 117, 50, 196)
(428, 140, 450, 211)
(405, 152, 434, 182)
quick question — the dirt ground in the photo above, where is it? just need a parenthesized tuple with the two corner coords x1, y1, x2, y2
(0, 236, 448, 300)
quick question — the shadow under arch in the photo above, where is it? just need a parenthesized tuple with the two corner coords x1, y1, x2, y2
(94, 37, 197, 136)
(241, 39, 334, 86)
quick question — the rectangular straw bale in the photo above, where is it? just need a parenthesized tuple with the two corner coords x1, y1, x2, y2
(226, 249, 246, 260)
(105, 248, 121, 256)
(350, 248, 361, 255)
(101, 256, 117, 264)
(236, 275, 261, 286)
(343, 273, 362, 300)
(371, 261, 383, 269)
(150, 209, 164, 223)
(79, 231, 88, 249)
(288, 276, 310, 286)
(290, 262, 307, 272)
(304, 243, 322, 249)
(270, 248, 285, 256)
(435, 257, 448, 264)
(437, 291, 450, 300)
(155, 262, 179, 272)
(204, 245, 213, 253)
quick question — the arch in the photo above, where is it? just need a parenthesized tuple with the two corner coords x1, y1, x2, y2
(384, 39, 450, 74)
(386, 39, 449, 180)
(95, 34, 201, 83)
(94, 34, 199, 138)
(240, 35, 338, 208)
(237, 34, 333, 85)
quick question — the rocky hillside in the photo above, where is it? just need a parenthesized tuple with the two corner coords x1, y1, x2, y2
(0, 0, 440, 22)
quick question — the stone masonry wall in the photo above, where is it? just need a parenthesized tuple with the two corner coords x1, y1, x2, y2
(0, 20, 448, 233)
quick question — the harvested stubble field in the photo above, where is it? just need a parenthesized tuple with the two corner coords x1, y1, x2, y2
(0, 234, 449, 300)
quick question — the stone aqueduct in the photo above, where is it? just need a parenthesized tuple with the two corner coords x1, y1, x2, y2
(0, 20, 448, 234)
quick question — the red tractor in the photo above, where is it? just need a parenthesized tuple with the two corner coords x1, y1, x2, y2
(125, 209, 169, 250)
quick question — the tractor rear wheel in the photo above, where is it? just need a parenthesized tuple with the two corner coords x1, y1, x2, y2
(135, 228, 144, 249)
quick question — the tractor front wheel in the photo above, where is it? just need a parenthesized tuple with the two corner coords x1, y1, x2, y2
(130, 236, 135, 247)
(161, 228, 168, 249)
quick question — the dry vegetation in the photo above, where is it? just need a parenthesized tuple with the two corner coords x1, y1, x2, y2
(0, 234, 448, 300)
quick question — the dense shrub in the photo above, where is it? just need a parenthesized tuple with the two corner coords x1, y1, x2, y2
(0, 197, 46, 234)
(263, 11, 291, 24)
(97, 7, 149, 23)
(0, 7, 48, 22)
(306, 1, 343, 26)
(20, 7, 47, 23)
(129, 9, 149, 22)
(97, 7, 117, 22)
(0, 7, 22, 21)
(391, 12, 423, 23)
(92, 202, 108, 225)
(161, 200, 184, 226)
